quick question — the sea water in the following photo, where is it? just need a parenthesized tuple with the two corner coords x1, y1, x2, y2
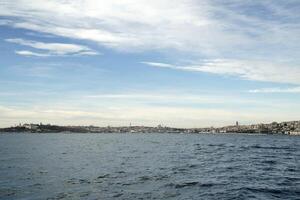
(0, 133, 299, 199)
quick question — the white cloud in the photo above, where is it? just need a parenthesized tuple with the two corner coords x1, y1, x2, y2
(15, 50, 50, 57)
(6, 38, 99, 56)
(143, 59, 300, 85)
(0, 0, 213, 51)
(249, 87, 300, 93)
(84, 93, 254, 105)
(1, 0, 299, 56)
(140, 62, 175, 68)
(0, 0, 299, 92)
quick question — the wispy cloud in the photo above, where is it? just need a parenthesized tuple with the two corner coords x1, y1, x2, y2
(1, 0, 300, 83)
(15, 50, 50, 57)
(142, 60, 300, 85)
(84, 93, 246, 105)
(0, 19, 11, 26)
(6, 38, 99, 56)
(249, 87, 300, 93)
(140, 62, 175, 68)
(1, 0, 299, 56)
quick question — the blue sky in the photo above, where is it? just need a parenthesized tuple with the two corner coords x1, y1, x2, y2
(0, 0, 300, 127)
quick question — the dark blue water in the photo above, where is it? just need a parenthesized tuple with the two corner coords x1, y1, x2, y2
(0, 133, 299, 200)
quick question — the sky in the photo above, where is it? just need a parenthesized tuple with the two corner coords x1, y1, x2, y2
(0, 0, 300, 128)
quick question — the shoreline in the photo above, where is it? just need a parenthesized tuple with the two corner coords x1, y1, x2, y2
(1, 120, 300, 135)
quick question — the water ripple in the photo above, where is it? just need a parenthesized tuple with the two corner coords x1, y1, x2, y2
(0, 133, 299, 200)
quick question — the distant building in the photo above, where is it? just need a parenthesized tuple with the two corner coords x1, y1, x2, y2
(236, 121, 239, 126)
(24, 123, 39, 130)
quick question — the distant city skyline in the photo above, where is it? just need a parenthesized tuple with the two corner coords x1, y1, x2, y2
(0, 0, 300, 128)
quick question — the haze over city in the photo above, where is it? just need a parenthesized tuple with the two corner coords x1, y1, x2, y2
(1, 0, 300, 128)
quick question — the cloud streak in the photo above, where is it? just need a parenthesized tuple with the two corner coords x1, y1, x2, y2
(15, 50, 50, 57)
(249, 87, 300, 93)
(142, 60, 300, 85)
(6, 38, 99, 56)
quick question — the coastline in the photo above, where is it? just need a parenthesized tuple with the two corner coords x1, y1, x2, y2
(1, 120, 300, 135)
